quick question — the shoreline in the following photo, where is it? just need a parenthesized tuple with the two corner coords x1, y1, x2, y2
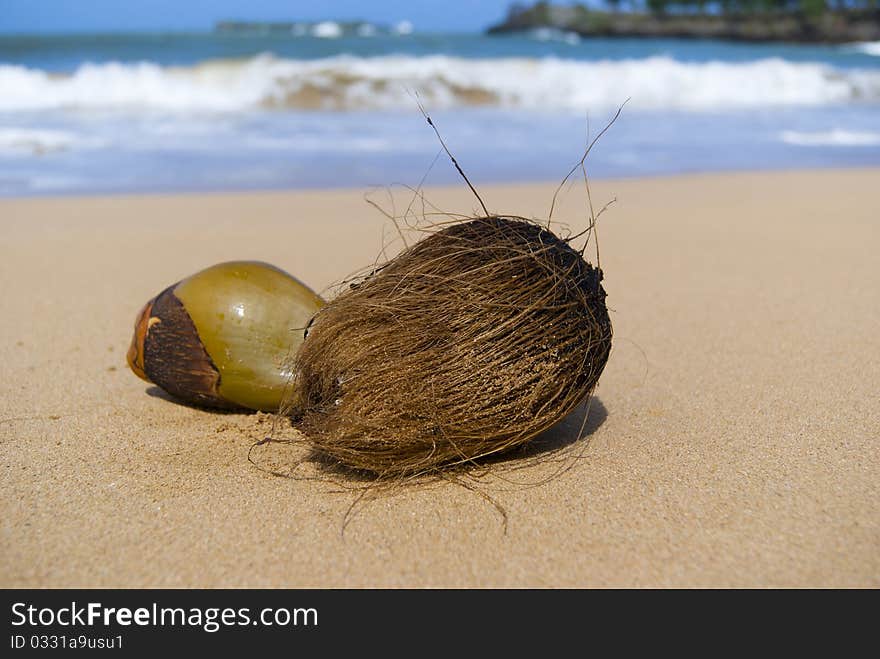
(3, 164, 880, 202)
(2, 168, 878, 587)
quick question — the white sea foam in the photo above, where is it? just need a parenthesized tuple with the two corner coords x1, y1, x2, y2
(779, 129, 880, 146)
(0, 128, 79, 154)
(0, 55, 878, 113)
(852, 41, 880, 56)
(530, 28, 581, 45)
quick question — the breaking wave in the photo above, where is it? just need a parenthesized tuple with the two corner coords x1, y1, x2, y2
(1, 54, 879, 113)
(851, 41, 880, 56)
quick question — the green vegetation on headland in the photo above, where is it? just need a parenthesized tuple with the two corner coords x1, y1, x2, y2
(486, 1, 880, 43)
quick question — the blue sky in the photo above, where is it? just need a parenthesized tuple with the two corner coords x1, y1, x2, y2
(0, 0, 520, 33)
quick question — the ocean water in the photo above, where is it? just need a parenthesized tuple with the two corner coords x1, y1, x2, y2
(1, 28, 878, 196)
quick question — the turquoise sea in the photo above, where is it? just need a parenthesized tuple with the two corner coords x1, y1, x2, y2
(1, 27, 878, 195)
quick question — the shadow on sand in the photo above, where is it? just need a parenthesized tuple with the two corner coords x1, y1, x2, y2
(517, 396, 606, 458)
(144, 385, 244, 415)
(146, 381, 607, 479)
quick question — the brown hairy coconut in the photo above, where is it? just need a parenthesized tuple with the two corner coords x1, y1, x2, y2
(285, 215, 611, 479)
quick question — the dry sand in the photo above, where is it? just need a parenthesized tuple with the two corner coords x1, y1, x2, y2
(1, 169, 878, 587)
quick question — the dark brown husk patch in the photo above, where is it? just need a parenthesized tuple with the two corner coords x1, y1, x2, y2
(286, 216, 611, 479)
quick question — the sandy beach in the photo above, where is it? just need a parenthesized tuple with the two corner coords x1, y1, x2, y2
(1, 168, 878, 587)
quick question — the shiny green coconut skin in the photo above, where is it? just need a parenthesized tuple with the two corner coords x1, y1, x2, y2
(127, 261, 323, 412)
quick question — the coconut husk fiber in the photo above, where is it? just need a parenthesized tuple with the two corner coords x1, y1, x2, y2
(285, 215, 612, 479)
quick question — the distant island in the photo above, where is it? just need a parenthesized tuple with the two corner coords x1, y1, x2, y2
(214, 19, 414, 37)
(486, 1, 880, 43)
